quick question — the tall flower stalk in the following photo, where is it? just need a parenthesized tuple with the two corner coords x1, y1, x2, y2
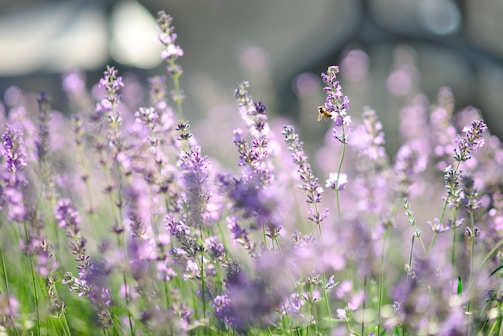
(157, 11, 184, 119)
(282, 125, 327, 235)
(95, 66, 135, 335)
(321, 66, 350, 219)
(429, 119, 487, 251)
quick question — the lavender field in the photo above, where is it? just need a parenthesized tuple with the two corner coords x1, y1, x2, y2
(1, 10, 503, 336)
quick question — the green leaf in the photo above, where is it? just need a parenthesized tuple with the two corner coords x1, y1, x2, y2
(489, 263, 503, 277)
(457, 276, 463, 295)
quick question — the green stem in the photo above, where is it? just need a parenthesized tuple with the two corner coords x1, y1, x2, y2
(377, 230, 389, 335)
(321, 275, 333, 330)
(450, 212, 457, 287)
(493, 302, 503, 335)
(429, 161, 461, 253)
(468, 211, 475, 287)
(315, 215, 333, 330)
(30, 255, 41, 335)
(408, 235, 415, 281)
(464, 210, 476, 321)
(335, 126, 347, 220)
(481, 238, 503, 268)
(170, 66, 183, 119)
(361, 275, 367, 335)
(0, 247, 20, 336)
(22, 221, 41, 335)
(200, 229, 207, 318)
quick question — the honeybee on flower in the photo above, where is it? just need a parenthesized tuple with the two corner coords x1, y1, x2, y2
(317, 105, 332, 121)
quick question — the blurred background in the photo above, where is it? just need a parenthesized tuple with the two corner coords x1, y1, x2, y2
(1, 0, 502, 153)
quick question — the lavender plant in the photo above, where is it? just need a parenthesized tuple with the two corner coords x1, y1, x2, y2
(0, 9, 502, 336)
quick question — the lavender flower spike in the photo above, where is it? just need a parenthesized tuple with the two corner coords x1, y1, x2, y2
(282, 125, 328, 226)
(321, 66, 351, 143)
(157, 11, 184, 65)
(2, 124, 27, 221)
(453, 119, 487, 162)
(2, 124, 27, 183)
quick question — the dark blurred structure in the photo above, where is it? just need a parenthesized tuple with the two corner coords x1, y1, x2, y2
(0, 0, 502, 141)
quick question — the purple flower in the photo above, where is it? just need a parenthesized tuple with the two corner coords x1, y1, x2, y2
(36, 92, 50, 163)
(214, 255, 294, 331)
(157, 11, 184, 78)
(157, 13, 184, 62)
(165, 214, 190, 239)
(79, 260, 113, 328)
(461, 174, 480, 213)
(147, 75, 168, 111)
(2, 124, 27, 183)
(351, 107, 388, 170)
(226, 216, 255, 254)
(62, 70, 87, 97)
(443, 165, 462, 209)
(453, 119, 487, 162)
(217, 173, 281, 239)
(0, 294, 19, 327)
(321, 66, 351, 143)
(175, 120, 192, 141)
(326, 172, 347, 191)
(1, 124, 28, 221)
(178, 145, 211, 228)
(95, 66, 125, 157)
(393, 140, 428, 197)
(282, 125, 327, 226)
(205, 236, 225, 260)
(55, 198, 81, 230)
(233, 82, 274, 186)
(161, 43, 184, 61)
(213, 294, 233, 327)
(135, 107, 159, 130)
(429, 87, 458, 170)
(99, 66, 124, 99)
(96, 66, 122, 120)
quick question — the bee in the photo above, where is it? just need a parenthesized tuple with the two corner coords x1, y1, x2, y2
(317, 105, 332, 121)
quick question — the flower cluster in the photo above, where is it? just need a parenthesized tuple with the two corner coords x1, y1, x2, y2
(453, 119, 487, 162)
(157, 11, 184, 67)
(321, 66, 351, 143)
(282, 125, 328, 226)
(1, 11, 503, 336)
(1, 124, 27, 221)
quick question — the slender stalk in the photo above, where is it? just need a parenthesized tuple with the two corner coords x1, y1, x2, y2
(315, 216, 333, 331)
(481, 239, 503, 268)
(464, 212, 476, 321)
(408, 235, 415, 281)
(29, 254, 41, 335)
(335, 126, 347, 220)
(493, 302, 503, 336)
(200, 228, 207, 318)
(429, 161, 461, 252)
(361, 275, 367, 335)
(0, 247, 20, 336)
(450, 212, 458, 292)
(377, 230, 389, 335)
(171, 72, 183, 119)
(468, 211, 476, 287)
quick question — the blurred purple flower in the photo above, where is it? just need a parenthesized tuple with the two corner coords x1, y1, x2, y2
(394, 140, 428, 197)
(2, 124, 27, 183)
(157, 11, 183, 79)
